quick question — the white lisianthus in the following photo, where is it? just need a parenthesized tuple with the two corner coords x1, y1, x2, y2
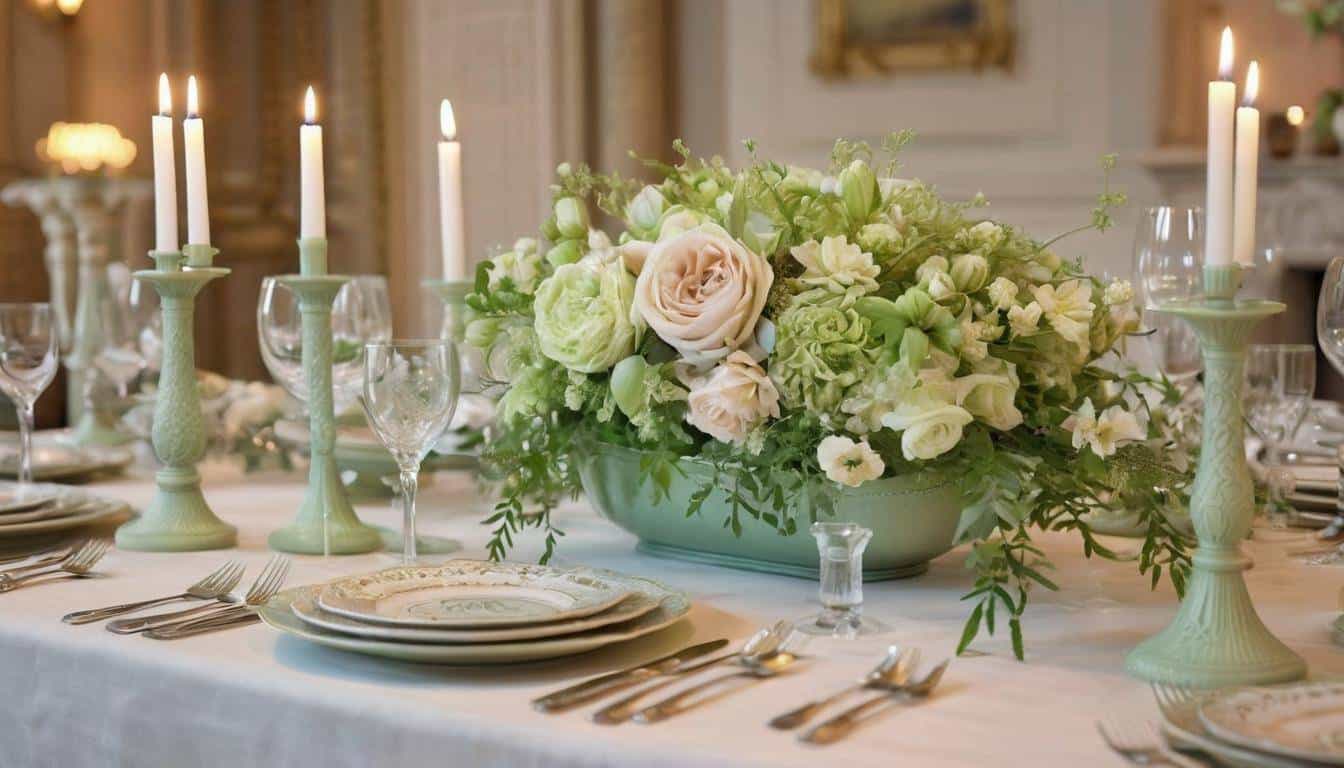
(633, 222, 774, 366)
(683, 351, 781, 445)
(955, 357, 1023, 431)
(880, 390, 974, 461)
(1032, 279, 1096, 352)
(1104, 278, 1134, 306)
(790, 236, 880, 302)
(1007, 301, 1043, 336)
(1062, 397, 1145, 458)
(816, 435, 885, 487)
(987, 277, 1018, 310)
(626, 185, 666, 238)
(487, 237, 542, 293)
(657, 206, 707, 241)
(950, 253, 990, 292)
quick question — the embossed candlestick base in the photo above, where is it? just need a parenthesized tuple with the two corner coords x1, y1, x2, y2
(268, 238, 381, 555)
(1126, 264, 1307, 687)
(116, 246, 236, 551)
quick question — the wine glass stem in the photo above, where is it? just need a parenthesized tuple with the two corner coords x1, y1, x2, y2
(17, 400, 34, 486)
(399, 467, 419, 564)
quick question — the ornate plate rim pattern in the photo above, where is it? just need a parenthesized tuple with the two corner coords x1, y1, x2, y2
(260, 571, 690, 664)
(291, 588, 661, 643)
(316, 560, 635, 628)
(1198, 683, 1344, 766)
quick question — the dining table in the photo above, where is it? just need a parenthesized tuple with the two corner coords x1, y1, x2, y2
(1, 458, 1341, 768)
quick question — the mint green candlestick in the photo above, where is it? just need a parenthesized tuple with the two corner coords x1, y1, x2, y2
(116, 247, 237, 551)
(1126, 264, 1307, 687)
(268, 238, 381, 555)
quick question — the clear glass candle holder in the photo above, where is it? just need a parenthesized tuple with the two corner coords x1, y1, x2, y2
(796, 521, 886, 637)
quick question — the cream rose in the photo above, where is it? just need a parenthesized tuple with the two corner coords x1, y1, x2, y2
(955, 357, 1023, 431)
(683, 351, 780, 444)
(633, 222, 773, 366)
(880, 391, 974, 461)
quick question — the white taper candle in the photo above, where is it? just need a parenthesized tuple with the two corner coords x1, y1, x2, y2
(152, 73, 179, 253)
(1233, 61, 1260, 267)
(183, 75, 210, 246)
(299, 86, 325, 240)
(437, 99, 465, 280)
(1206, 27, 1236, 266)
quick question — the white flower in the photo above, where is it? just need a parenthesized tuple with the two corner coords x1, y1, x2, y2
(633, 222, 774, 366)
(789, 236, 879, 301)
(1062, 397, 1145, 458)
(856, 222, 901, 253)
(683, 351, 780, 445)
(915, 256, 950, 286)
(955, 357, 1023, 431)
(880, 390, 974, 461)
(1032, 279, 1095, 352)
(625, 185, 665, 236)
(960, 221, 1004, 251)
(816, 435, 885, 487)
(987, 277, 1018, 310)
(819, 176, 839, 196)
(840, 362, 917, 434)
(487, 238, 541, 293)
(927, 272, 958, 301)
(1007, 301, 1042, 336)
(1104, 278, 1134, 306)
(554, 197, 590, 239)
(950, 253, 989, 292)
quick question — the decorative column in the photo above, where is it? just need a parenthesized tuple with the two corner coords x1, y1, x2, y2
(268, 238, 381, 555)
(1126, 264, 1307, 687)
(115, 247, 236, 551)
(61, 177, 131, 446)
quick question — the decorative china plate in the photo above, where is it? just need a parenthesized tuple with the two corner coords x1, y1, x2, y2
(260, 572, 688, 665)
(1198, 683, 1344, 765)
(0, 442, 133, 482)
(1160, 688, 1321, 768)
(316, 561, 633, 628)
(293, 588, 660, 643)
(0, 484, 58, 515)
(0, 487, 129, 537)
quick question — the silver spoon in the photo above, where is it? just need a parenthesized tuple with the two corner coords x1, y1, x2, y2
(632, 636, 799, 724)
(769, 645, 919, 730)
(799, 659, 949, 745)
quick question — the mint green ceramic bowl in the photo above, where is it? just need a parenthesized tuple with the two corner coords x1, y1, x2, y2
(577, 443, 964, 580)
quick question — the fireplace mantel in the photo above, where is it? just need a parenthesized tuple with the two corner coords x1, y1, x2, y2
(1141, 145, 1344, 269)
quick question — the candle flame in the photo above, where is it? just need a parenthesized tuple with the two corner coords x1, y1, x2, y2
(440, 99, 457, 141)
(304, 86, 317, 124)
(1242, 61, 1259, 107)
(157, 73, 171, 116)
(1218, 26, 1234, 80)
(187, 75, 199, 118)
(1287, 105, 1305, 126)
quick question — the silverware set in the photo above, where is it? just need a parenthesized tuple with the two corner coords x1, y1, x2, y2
(534, 625, 949, 745)
(0, 539, 110, 592)
(61, 555, 290, 641)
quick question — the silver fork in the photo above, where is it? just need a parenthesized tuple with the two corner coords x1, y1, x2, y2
(1097, 716, 1205, 768)
(107, 555, 289, 634)
(769, 645, 918, 730)
(0, 542, 78, 576)
(0, 540, 109, 592)
(798, 659, 949, 745)
(141, 559, 291, 639)
(61, 560, 245, 624)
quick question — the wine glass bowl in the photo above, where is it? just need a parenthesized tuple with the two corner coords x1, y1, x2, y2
(363, 340, 460, 563)
(1133, 206, 1204, 384)
(0, 303, 59, 484)
(1245, 344, 1316, 468)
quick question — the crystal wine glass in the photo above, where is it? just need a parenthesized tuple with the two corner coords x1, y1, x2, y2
(1246, 344, 1316, 472)
(1133, 206, 1204, 387)
(363, 340, 459, 563)
(0, 304, 58, 485)
(95, 265, 145, 400)
(1316, 256, 1344, 541)
(128, 274, 162, 380)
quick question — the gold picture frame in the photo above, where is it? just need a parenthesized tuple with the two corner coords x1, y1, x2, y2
(811, 0, 1015, 79)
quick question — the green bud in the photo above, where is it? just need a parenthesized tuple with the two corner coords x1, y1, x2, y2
(857, 222, 901, 254)
(838, 159, 878, 223)
(610, 355, 650, 418)
(554, 196, 590, 239)
(625, 185, 665, 239)
(950, 253, 990, 293)
(541, 216, 561, 242)
(545, 239, 582, 267)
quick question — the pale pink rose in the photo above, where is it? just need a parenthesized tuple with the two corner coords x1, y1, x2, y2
(633, 223, 773, 367)
(683, 351, 780, 444)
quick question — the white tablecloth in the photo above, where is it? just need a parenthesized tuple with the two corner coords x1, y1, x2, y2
(2, 460, 1342, 768)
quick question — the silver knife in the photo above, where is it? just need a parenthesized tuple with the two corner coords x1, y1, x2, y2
(532, 638, 730, 712)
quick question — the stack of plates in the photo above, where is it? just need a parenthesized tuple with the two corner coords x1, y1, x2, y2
(0, 438, 133, 483)
(0, 482, 131, 538)
(258, 560, 691, 664)
(1161, 682, 1344, 767)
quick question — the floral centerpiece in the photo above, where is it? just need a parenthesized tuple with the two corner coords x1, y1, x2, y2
(466, 135, 1193, 657)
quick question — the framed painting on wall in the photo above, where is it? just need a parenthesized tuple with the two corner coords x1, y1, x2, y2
(811, 0, 1015, 79)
